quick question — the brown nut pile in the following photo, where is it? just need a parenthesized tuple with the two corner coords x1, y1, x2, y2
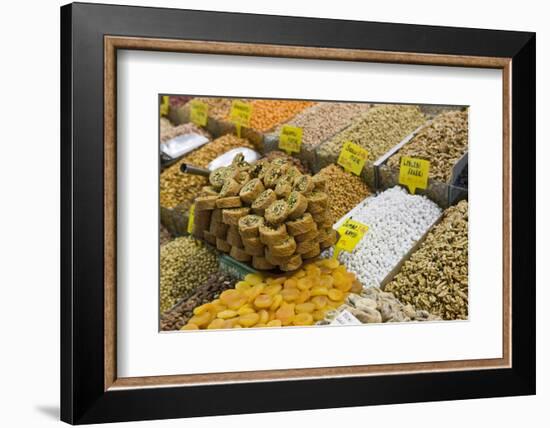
(160, 272, 238, 330)
(319, 287, 441, 325)
(191, 154, 337, 271)
(386, 110, 468, 182)
(160, 236, 220, 313)
(160, 122, 211, 144)
(160, 134, 254, 209)
(244, 99, 316, 132)
(271, 102, 370, 150)
(262, 150, 310, 174)
(317, 104, 426, 162)
(316, 164, 371, 221)
(385, 200, 468, 320)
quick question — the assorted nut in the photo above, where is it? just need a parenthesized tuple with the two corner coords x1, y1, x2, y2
(387, 110, 468, 182)
(161, 272, 238, 330)
(160, 236, 219, 313)
(160, 134, 254, 209)
(385, 200, 468, 320)
(180, 259, 362, 330)
(316, 164, 372, 221)
(317, 104, 426, 162)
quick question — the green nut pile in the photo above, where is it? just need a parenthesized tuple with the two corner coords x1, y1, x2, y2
(160, 272, 238, 331)
(317, 104, 426, 162)
(385, 200, 468, 320)
(160, 134, 254, 209)
(387, 110, 468, 182)
(160, 236, 219, 313)
(316, 164, 371, 221)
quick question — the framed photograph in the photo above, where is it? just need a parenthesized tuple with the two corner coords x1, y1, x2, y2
(61, 2, 535, 424)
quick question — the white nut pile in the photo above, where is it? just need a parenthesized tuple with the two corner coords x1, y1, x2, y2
(327, 186, 441, 288)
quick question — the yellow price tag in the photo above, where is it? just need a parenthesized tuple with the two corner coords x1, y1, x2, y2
(337, 141, 368, 176)
(333, 219, 369, 259)
(399, 156, 430, 194)
(160, 95, 169, 117)
(278, 125, 303, 154)
(190, 101, 208, 127)
(187, 204, 195, 234)
(230, 100, 252, 137)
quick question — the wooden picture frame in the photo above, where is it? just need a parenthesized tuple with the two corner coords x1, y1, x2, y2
(61, 2, 535, 424)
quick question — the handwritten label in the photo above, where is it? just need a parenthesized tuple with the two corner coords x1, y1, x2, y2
(160, 95, 169, 117)
(230, 100, 252, 137)
(278, 125, 303, 154)
(190, 100, 208, 127)
(330, 310, 362, 326)
(187, 204, 195, 234)
(333, 218, 369, 259)
(399, 156, 430, 194)
(337, 141, 369, 176)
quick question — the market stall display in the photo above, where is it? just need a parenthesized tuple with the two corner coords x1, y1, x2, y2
(319, 287, 440, 325)
(326, 186, 442, 288)
(180, 259, 362, 330)
(384, 200, 468, 320)
(160, 236, 219, 313)
(158, 96, 470, 331)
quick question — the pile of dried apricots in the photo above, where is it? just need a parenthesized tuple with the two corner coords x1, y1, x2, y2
(181, 258, 361, 330)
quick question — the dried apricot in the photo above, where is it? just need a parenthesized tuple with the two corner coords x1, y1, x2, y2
(311, 295, 328, 309)
(328, 289, 344, 301)
(297, 277, 313, 290)
(319, 275, 334, 289)
(237, 304, 255, 315)
(217, 309, 239, 319)
(295, 302, 315, 313)
(207, 318, 226, 329)
(275, 303, 295, 325)
(296, 289, 311, 304)
(180, 323, 199, 330)
(188, 311, 212, 327)
(264, 284, 282, 296)
(281, 288, 300, 302)
(258, 309, 269, 324)
(270, 294, 283, 311)
(283, 278, 298, 289)
(254, 294, 273, 309)
(244, 273, 264, 286)
(266, 319, 282, 327)
(239, 312, 260, 327)
(293, 313, 314, 326)
(311, 286, 329, 296)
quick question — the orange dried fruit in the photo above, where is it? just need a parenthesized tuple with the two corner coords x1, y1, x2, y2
(254, 294, 273, 309)
(270, 294, 283, 311)
(293, 313, 314, 326)
(239, 312, 260, 327)
(180, 323, 199, 330)
(312, 310, 325, 321)
(266, 319, 282, 327)
(283, 278, 298, 289)
(217, 309, 239, 319)
(264, 284, 282, 296)
(275, 303, 295, 325)
(295, 302, 315, 313)
(258, 309, 269, 324)
(296, 277, 313, 290)
(328, 289, 344, 301)
(311, 286, 329, 296)
(296, 289, 311, 304)
(244, 273, 264, 285)
(193, 303, 212, 315)
(188, 311, 212, 327)
(319, 275, 334, 289)
(281, 288, 300, 302)
(207, 318, 226, 329)
(311, 295, 328, 309)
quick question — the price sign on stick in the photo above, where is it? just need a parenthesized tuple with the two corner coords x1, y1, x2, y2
(333, 218, 369, 259)
(337, 141, 368, 176)
(190, 101, 208, 127)
(399, 156, 430, 194)
(278, 125, 303, 155)
(230, 100, 252, 137)
(187, 204, 195, 234)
